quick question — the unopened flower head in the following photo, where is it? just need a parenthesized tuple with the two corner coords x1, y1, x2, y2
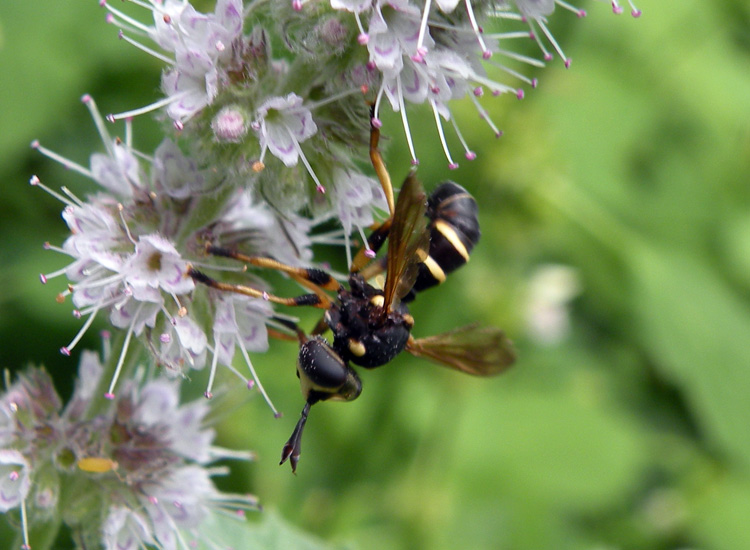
(0, 352, 258, 550)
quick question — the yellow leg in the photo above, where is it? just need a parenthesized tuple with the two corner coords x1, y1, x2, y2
(188, 267, 333, 309)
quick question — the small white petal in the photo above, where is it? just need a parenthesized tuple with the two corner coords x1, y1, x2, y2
(0, 450, 31, 512)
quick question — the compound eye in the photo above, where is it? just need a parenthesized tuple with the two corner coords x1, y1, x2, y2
(298, 337, 349, 390)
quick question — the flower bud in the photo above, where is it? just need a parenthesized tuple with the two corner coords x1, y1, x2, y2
(211, 106, 250, 143)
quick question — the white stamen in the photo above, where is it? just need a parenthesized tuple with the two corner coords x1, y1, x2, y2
(395, 75, 419, 165)
(344, 231, 352, 270)
(81, 95, 116, 156)
(118, 30, 176, 65)
(101, 1, 153, 34)
(526, 20, 553, 61)
(107, 92, 188, 122)
(449, 117, 476, 160)
(357, 226, 375, 259)
(486, 31, 535, 40)
(59, 187, 85, 207)
(430, 100, 458, 169)
(124, 117, 134, 149)
(489, 9, 524, 22)
(106, 304, 139, 398)
(208, 445, 257, 462)
(20, 497, 30, 550)
(124, 0, 163, 13)
(62, 306, 101, 355)
(205, 341, 222, 399)
(537, 19, 571, 67)
(236, 335, 279, 416)
(29, 175, 78, 207)
(555, 0, 586, 16)
(31, 144, 93, 180)
(72, 272, 125, 295)
(414, 0, 432, 61)
(496, 48, 546, 68)
(354, 12, 368, 43)
(625, 0, 642, 16)
(471, 73, 519, 96)
(118, 204, 138, 245)
(288, 130, 326, 194)
(464, 0, 491, 59)
(306, 87, 363, 111)
(40, 265, 69, 284)
(372, 84, 386, 126)
(489, 60, 538, 86)
(470, 94, 502, 138)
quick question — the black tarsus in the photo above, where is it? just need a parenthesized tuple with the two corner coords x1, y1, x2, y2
(280, 401, 312, 473)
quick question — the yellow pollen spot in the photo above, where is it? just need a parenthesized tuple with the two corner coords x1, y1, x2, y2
(434, 219, 470, 261)
(77, 457, 119, 473)
(252, 161, 265, 173)
(348, 339, 367, 357)
(370, 295, 385, 308)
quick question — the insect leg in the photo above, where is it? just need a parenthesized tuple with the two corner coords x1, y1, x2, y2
(188, 267, 333, 309)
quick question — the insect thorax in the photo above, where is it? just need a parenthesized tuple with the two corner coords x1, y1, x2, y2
(325, 275, 412, 369)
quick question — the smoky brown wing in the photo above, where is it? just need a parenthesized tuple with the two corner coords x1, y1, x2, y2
(406, 324, 516, 376)
(383, 172, 429, 311)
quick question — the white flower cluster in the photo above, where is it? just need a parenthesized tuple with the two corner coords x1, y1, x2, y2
(13, 0, 640, 547)
(102, 0, 640, 189)
(33, 95, 281, 406)
(0, 350, 257, 550)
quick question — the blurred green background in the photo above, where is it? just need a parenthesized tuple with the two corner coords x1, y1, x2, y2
(2, 0, 750, 549)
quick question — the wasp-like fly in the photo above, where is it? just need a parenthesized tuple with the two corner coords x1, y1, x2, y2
(189, 120, 516, 473)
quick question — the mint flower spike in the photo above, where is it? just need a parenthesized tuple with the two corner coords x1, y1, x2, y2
(102, 0, 244, 124)
(0, 352, 258, 550)
(100, 373, 259, 550)
(31, 96, 217, 399)
(366, 5, 522, 168)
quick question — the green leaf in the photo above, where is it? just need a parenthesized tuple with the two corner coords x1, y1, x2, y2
(452, 386, 647, 514)
(190, 509, 350, 550)
(690, 471, 750, 550)
(631, 245, 750, 469)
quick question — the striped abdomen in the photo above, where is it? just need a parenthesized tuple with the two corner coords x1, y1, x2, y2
(404, 181, 480, 301)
